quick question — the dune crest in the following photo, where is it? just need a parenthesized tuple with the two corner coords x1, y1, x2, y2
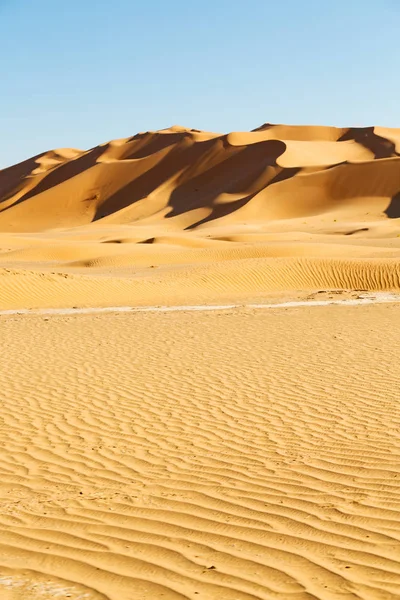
(0, 123, 400, 308)
(2, 123, 400, 231)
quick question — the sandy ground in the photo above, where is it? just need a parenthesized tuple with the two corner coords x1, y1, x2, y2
(1, 303, 400, 599)
(1, 124, 400, 598)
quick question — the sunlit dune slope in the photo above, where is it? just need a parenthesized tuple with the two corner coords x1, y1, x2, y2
(1, 124, 399, 232)
(0, 123, 400, 307)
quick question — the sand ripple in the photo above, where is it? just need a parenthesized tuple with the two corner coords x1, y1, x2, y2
(1, 305, 400, 598)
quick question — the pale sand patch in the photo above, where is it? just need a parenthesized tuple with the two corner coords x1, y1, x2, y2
(0, 304, 400, 599)
(0, 291, 398, 316)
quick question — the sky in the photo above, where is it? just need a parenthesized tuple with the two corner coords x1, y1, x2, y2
(0, 0, 399, 167)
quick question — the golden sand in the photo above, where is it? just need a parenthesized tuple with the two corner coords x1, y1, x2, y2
(1, 124, 400, 598)
(0, 124, 400, 309)
(1, 304, 400, 599)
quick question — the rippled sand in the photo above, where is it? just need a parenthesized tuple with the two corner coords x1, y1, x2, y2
(1, 302, 400, 599)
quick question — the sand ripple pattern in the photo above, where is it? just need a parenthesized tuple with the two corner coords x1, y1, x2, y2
(1, 258, 400, 310)
(1, 305, 400, 599)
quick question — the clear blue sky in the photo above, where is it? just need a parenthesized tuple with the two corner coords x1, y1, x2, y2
(1, 0, 399, 167)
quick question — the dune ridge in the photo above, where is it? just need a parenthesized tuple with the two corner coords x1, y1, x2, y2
(1, 124, 400, 231)
(0, 123, 399, 307)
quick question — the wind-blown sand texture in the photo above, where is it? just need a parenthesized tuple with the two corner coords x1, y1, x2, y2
(1, 124, 400, 308)
(1, 303, 400, 599)
(1, 124, 400, 599)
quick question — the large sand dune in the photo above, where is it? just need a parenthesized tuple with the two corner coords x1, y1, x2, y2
(0, 124, 400, 308)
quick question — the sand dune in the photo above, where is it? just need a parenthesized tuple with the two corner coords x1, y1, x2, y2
(2, 124, 399, 231)
(0, 123, 399, 308)
(1, 304, 400, 599)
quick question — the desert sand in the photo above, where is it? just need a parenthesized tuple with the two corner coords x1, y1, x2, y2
(1, 304, 400, 599)
(1, 124, 400, 599)
(0, 124, 400, 309)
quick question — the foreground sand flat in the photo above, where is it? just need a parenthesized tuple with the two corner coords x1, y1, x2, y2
(0, 303, 400, 599)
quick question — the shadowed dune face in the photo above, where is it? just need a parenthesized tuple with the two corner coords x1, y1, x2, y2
(385, 191, 400, 218)
(1, 123, 400, 307)
(0, 124, 399, 232)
